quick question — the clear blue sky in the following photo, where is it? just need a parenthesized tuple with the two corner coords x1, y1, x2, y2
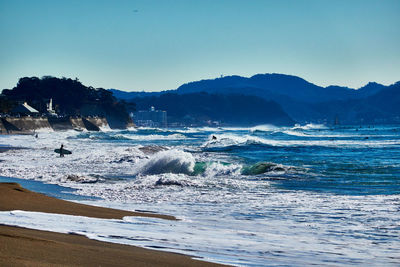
(1, 0, 399, 91)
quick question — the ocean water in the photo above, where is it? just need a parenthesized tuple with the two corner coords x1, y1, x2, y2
(1, 124, 400, 266)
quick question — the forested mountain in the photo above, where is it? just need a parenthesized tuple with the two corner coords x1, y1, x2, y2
(110, 73, 399, 124)
(112, 74, 386, 102)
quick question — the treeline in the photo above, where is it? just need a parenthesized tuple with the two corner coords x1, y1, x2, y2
(1, 76, 134, 123)
(130, 92, 294, 126)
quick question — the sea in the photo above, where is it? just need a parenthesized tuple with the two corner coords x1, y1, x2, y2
(1, 124, 399, 266)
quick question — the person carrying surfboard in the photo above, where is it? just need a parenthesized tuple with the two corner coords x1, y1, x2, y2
(59, 144, 64, 157)
(54, 145, 71, 156)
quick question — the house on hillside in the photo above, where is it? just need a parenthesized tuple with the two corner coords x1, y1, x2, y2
(11, 102, 39, 116)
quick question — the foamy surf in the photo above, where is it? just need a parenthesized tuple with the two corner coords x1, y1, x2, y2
(1, 125, 400, 266)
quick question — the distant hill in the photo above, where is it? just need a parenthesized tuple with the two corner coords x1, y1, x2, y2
(110, 73, 398, 124)
(131, 92, 295, 126)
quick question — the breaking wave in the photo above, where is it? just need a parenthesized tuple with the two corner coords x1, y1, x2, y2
(132, 147, 295, 179)
(135, 149, 195, 175)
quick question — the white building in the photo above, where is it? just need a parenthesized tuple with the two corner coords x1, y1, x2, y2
(133, 106, 167, 127)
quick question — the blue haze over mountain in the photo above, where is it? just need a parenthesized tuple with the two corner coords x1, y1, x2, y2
(110, 73, 399, 125)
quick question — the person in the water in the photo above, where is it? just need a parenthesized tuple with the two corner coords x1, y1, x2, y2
(212, 135, 217, 140)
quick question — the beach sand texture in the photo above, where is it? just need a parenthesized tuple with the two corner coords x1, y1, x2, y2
(0, 183, 226, 266)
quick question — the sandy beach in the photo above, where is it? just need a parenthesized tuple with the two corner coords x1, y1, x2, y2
(0, 182, 175, 220)
(0, 183, 226, 266)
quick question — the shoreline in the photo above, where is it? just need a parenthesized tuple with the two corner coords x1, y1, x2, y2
(0, 182, 225, 266)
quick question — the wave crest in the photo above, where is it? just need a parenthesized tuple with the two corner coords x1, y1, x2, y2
(241, 162, 295, 175)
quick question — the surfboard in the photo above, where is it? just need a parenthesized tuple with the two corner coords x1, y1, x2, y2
(54, 148, 72, 155)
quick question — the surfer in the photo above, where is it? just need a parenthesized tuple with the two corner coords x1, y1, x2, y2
(59, 144, 64, 157)
(212, 135, 217, 140)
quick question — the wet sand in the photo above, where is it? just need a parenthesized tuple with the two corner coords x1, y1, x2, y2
(0, 182, 175, 220)
(0, 183, 226, 266)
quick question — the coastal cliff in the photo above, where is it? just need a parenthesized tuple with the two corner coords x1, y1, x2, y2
(0, 116, 128, 134)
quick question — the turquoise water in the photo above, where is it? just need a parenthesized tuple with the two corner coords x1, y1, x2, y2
(1, 124, 399, 266)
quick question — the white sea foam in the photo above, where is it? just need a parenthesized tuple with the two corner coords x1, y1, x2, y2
(84, 133, 187, 141)
(33, 127, 54, 133)
(283, 129, 311, 137)
(203, 133, 400, 148)
(0, 131, 146, 184)
(164, 128, 200, 134)
(125, 126, 138, 131)
(99, 124, 112, 132)
(292, 123, 328, 130)
(203, 162, 242, 177)
(133, 133, 187, 140)
(283, 129, 362, 138)
(250, 124, 281, 132)
(196, 126, 223, 132)
(1, 190, 399, 266)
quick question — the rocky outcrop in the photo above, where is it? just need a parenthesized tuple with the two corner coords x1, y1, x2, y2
(70, 117, 86, 130)
(0, 119, 9, 134)
(82, 118, 100, 131)
(84, 117, 109, 131)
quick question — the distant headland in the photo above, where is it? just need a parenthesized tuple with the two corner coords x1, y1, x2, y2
(0, 76, 134, 134)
